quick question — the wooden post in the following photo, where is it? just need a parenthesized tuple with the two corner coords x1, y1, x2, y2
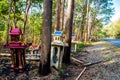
(22, 49, 26, 68)
(18, 50, 23, 69)
(10, 49, 15, 68)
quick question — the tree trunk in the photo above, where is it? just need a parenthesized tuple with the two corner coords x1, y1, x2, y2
(6, 0, 12, 45)
(80, 10, 86, 41)
(63, 0, 74, 64)
(90, 2, 101, 38)
(84, 0, 89, 43)
(23, 0, 31, 35)
(60, 0, 65, 31)
(54, 0, 61, 31)
(13, 1, 17, 28)
(39, 0, 52, 76)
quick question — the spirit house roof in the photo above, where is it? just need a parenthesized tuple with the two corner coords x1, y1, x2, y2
(9, 28, 22, 35)
(71, 34, 76, 38)
(53, 31, 63, 36)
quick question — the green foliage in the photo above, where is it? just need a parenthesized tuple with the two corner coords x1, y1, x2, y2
(105, 19, 120, 38)
(97, 30, 107, 38)
(70, 53, 75, 57)
(59, 69, 65, 76)
(77, 43, 85, 51)
(53, 77, 58, 80)
(0, 22, 5, 31)
(92, 0, 114, 24)
(106, 56, 112, 61)
(0, 0, 9, 15)
(115, 32, 120, 39)
(0, 0, 43, 43)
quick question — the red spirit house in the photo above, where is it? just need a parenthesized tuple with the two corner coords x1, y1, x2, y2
(5, 28, 31, 72)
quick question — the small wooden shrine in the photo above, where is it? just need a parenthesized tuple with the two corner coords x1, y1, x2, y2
(51, 31, 68, 68)
(26, 37, 40, 60)
(4, 28, 31, 72)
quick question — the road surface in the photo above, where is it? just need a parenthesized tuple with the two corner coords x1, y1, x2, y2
(103, 38, 120, 47)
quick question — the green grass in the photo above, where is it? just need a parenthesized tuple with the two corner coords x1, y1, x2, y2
(77, 43, 85, 51)
(53, 77, 58, 80)
(106, 56, 112, 61)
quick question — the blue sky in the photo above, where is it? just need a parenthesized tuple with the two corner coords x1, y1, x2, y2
(111, 0, 120, 22)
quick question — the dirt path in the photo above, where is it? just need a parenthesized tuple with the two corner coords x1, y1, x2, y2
(78, 41, 120, 80)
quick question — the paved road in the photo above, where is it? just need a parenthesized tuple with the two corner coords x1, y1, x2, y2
(103, 38, 120, 47)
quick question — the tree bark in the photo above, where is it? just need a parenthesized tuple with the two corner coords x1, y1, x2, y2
(84, 0, 89, 43)
(63, 0, 74, 64)
(60, 0, 65, 31)
(54, 0, 61, 31)
(6, 0, 12, 45)
(39, 0, 52, 76)
(80, 8, 86, 41)
(90, 1, 101, 37)
(23, 0, 31, 35)
(13, 0, 17, 28)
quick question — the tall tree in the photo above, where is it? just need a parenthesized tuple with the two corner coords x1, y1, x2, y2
(54, 0, 61, 31)
(79, 0, 87, 41)
(23, 0, 31, 35)
(60, 0, 65, 30)
(84, 0, 89, 42)
(13, 0, 16, 27)
(89, 0, 114, 37)
(6, 0, 12, 45)
(39, 0, 52, 75)
(63, 0, 74, 64)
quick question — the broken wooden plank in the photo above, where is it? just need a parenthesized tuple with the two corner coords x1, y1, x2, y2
(71, 57, 86, 64)
(71, 57, 106, 67)
(75, 67, 86, 80)
(83, 61, 103, 66)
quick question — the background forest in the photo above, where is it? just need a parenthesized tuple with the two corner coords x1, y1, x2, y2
(0, 0, 117, 43)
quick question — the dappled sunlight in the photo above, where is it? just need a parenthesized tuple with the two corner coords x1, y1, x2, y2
(89, 47, 106, 52)
(103, 59, 115, 65)
(92, 41, 106, 45)
(80, 41, 120, 80)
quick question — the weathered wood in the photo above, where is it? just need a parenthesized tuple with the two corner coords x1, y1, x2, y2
(83, 61, 103, 66)
(71, 57, 85, 64)
(71, 57, 104, 67)
(75, 67, 86, 80)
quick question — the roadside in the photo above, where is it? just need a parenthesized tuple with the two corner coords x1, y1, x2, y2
(39, 41, 120, 80)
(75, 41, 120, 80)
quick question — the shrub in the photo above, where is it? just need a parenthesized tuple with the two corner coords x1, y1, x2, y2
(77, 43, 85, 51)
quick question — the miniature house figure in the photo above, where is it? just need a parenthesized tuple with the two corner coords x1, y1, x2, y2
(51, 31, 68, 68)
(4, 28, 31, 72)
(53, 31, 63, 43)
(26, 37, 40, 60)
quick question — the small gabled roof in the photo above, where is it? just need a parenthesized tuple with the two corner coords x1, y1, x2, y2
(71, 34, 76, 38)
(53, 31, 63, 36)
(9, 28, 22, 35)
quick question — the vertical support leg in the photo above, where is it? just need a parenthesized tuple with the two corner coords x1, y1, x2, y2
(23, 49, 26, 68)
(10, 49, 15, 69)
(75, 43, 77, 52)
(18, 50, 23, 70)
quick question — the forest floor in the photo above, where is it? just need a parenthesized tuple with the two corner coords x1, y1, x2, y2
(39, 41, 120, 80)
(1, 41, 120, 80)
(64, 41, 120, 80)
